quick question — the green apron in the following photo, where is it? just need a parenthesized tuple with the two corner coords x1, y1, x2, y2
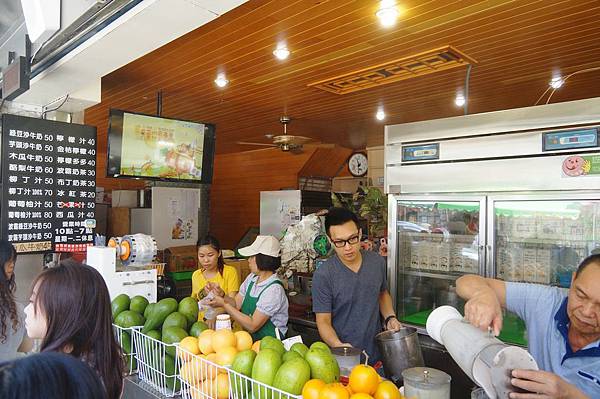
(240, 276, 284, 341)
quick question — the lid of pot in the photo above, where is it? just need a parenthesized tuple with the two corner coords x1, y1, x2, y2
(331, 346, 363, 356)
(402, 367, 451, 388)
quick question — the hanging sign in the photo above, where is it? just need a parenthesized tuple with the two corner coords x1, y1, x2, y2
(1, 114, 97, 253)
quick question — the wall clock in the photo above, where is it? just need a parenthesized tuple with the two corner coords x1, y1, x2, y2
(348, 152, 368, 177)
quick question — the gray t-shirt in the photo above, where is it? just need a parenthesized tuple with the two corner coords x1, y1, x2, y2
(0, 302, 26, 362)
(312, 250, 387, 364)
(239, 273, 289, 335)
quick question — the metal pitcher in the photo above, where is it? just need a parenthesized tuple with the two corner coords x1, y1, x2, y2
(375, 327, 424, 385)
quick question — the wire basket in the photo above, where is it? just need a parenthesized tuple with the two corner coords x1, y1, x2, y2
(132, 328, 181, 397)
(176, 346, 302, 399)
(112, 324, 140, 375)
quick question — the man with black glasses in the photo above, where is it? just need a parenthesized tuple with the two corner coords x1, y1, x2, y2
(312, 207, 401, 365)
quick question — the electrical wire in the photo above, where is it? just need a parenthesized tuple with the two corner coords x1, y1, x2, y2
(535, 66, 600, 105)
(41, 94, 70, 119)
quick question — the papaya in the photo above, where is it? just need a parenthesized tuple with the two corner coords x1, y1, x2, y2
(142, 298, 178, 333)
(189, 321, 208, 337)
(272, 357, 311, 395)
(230, 350, 256, 397)
(130, 295, 149, 314)
(282, 350, 302, 362)
(162, 326, 188, 357)
(310, 341, 331, 354)
(115, 310, 145, 328)
(144, 303, 156, 319)
(164, 354, 181, 392)
(260, 336, 285, 356)
(162, 312, 188, 333)
(290, 342, 309, 357)
(305, 349, 340, 383)
(178, 297, 199, 325)
(111, 294, 130, 320)
(251, 348, 283, 399)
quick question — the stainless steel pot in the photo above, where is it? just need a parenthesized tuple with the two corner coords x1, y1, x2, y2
(375, 327, 424, 385)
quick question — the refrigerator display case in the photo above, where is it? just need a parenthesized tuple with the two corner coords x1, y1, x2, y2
(385, 98, 600, 350)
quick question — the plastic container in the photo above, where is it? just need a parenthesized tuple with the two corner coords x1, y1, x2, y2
(331, 346, 364, 377)
(402, 367, 451, 399)
(215, 314, 232, 330)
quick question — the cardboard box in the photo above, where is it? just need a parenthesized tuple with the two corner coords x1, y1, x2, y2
(225, 259, 251, 284)
(164, 245, 198, 273)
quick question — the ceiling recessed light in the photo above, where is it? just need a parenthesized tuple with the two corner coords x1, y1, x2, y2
(273, 45, 291, 60)
(376, 109, 386, 121)
(214, 73, 229, 88)
(376, 1, 399, 27)
(455, 93, 466, 107)
(550, 76, 564, 89)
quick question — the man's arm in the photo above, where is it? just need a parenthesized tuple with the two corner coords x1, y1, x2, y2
(510, 369, 590, 399)
(456, 274, 506, 336)
(378, 290, 402, 331)
(315, 312, 351, 348)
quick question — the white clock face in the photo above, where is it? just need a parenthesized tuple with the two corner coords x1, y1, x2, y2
(349, 153, 368, 176)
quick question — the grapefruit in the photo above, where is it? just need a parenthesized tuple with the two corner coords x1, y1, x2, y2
(212, 329, 236, 351)
(302, 379, 326, 399)
(178, 336, 200, 362)
(198, 332, 215, 355)
(348, 365, 379, 396)
(374, 381, 401, 399)
(216, 346, 238, 368)
(319, 383, 349, 399)
(351, 394, 374, 399)
(180, 358, 203, 385)
(235, 330, 253, 351)
(215, 373, 230, 399)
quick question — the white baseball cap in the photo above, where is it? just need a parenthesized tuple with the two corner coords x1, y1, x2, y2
(238, 235, 280, 257)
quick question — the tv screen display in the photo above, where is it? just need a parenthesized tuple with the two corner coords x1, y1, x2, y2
(106, 109, 216, 183)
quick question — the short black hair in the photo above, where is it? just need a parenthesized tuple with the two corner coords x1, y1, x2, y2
(575, 254, 600, 278)
(325, 207, 360, 235)
(255, 253, 280, 272)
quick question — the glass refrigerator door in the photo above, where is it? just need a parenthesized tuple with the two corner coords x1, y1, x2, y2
(489, 194, 600, 345)
(393, 196, 486, 328)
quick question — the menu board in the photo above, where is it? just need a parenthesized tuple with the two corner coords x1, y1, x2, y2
(1, 114, 97, 253)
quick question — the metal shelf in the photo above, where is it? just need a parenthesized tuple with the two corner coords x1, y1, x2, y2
(400, 269, 468, 280)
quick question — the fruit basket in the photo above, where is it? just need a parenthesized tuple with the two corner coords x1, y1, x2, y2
(112, 324, 140, 375)
(132, 328, 181, 397)
(176, 345, 302, 399)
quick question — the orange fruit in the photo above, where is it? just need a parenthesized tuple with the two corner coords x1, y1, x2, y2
(215, 346, 237, 373)
(198, 333, 214, 355)
(349, 365, 380, 396)
(212, 329, 236, 351)
(351, 393, 374, 399)
(303, 379, 326, 399)
(374, 381, 401, 399)
(235, 330, 253, 351)
(251, 339, 261, 353)
(319, 383, 349, 399)
(214, 373, 230, 399)
(178, 336, 200, 362)
(180, 358, 203, 385)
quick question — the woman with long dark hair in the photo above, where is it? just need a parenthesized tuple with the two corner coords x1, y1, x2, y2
(0, 240, 31, 362)
(24, 259, 124, 399)
(0, 352, 108, 399)
(191, 235, 240, 326)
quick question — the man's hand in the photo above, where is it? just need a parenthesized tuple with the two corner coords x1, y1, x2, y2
(386, 317, 402, 331)
(509, 369, 589, 399)
(463, 288, 503, 336)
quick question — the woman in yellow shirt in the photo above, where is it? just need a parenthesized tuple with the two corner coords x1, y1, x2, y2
(191, 235, 240, 327)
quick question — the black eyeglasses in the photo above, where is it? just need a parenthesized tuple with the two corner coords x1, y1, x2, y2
(331, 233, 360, 248)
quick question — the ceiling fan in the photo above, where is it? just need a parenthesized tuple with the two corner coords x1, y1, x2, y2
(236, 116, 332, 153)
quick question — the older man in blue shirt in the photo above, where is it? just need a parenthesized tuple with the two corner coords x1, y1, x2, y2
(456, 254, 600, 399)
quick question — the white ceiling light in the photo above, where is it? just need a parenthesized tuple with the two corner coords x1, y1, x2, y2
(214, 73, 229, 88)
(455, 93, 466, 107)
(550, 76, 564, 89)
(376, 0, 399, 27)
(376, 108, 386, 121)
(273, 44, 291, 60)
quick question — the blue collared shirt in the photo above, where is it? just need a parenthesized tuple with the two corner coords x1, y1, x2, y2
(506, 282, 600, 396)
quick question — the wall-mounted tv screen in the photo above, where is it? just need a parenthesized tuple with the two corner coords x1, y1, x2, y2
(106, 109, 216, 183)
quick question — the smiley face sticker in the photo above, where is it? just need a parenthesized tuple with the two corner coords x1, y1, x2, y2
(562, 156, 591, 177)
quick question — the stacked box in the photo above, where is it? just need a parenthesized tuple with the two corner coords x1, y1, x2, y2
(410, 240, 420, 269)
(496, 244, 509, 280)
(535, 244, 552, 284)
(438, 242, 451, 272)
(537, 217, 563, 240)
(418, 240, 431, 270)
(497, 215, 511, 235)
(563, 218, 584, 242)
(512, 216, 537, 240)
(522, 244, 537, 282)
(429, 242, 440, 271)
(506, 243, 524, 281)
(450, 239, 465, 273)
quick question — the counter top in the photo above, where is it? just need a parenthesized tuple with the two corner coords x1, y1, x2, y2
(288, 314, 317, 328)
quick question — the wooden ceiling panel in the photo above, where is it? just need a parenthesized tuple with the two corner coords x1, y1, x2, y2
(86, 0, 600, 154)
